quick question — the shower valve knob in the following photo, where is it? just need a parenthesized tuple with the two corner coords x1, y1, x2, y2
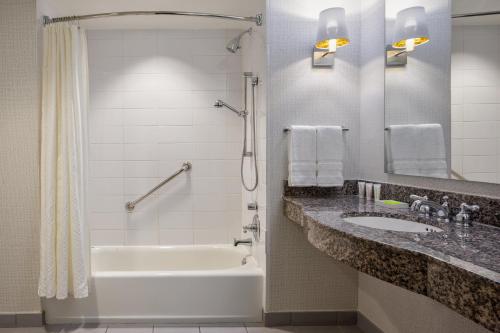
(247, 202, 258, 210)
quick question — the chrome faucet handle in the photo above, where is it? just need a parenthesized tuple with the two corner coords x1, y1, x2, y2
(410, 194, 428, 202)
(409, 194, 428, 212)
(456, 203, 480, 226)
(459, 202, 480, 213)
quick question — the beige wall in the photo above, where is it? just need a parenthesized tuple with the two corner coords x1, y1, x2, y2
(358, 273, 490, 333)
(0, 0, 41, 313)
(266, 0, 361, 311)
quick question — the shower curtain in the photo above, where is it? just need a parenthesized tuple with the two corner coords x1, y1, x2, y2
(39, 23, 89, 299)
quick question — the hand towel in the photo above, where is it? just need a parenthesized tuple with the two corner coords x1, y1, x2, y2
(416, 124, 448, 178)
(386, 124, 448, 178)
(387, 125, 421, 176)
(316, 126, 344, 186)
(288, 125, 316, 186)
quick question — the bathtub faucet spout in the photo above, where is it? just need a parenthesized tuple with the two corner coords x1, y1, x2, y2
(233, 238, 253, 247)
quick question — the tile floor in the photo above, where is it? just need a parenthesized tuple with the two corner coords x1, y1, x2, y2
(0, 325, 364, 333)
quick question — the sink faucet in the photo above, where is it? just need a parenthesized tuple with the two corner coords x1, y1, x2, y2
(455, 202, 480, 227)
(410, 195, 449, 219)
(233, 238, 253, 247)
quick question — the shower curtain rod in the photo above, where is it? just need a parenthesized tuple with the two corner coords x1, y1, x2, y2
(452, 11, 500, 19)
(42, 11, 263, 26)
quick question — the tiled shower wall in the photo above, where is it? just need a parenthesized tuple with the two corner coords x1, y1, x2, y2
(451, 25, 500, 183)
(87, 29, 246, 246)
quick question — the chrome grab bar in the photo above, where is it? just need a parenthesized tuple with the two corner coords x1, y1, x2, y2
(125, 161, 192, 212)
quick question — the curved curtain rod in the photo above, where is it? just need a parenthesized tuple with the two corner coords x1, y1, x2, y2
(452, 11, 500, 19)
(42, 11, 263, 26)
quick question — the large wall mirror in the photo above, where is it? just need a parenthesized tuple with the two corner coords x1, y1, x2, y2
(385, 0, 500, 185)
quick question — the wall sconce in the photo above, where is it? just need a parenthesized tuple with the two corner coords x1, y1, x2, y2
(386, 6, 430, 67)
(313, 7, 350, 67)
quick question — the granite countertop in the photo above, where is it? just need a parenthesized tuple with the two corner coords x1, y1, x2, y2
(284, 195, 500, 332)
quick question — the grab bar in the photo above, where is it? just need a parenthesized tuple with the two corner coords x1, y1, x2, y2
(283, 126, 349, 133)
(125, 161, 192, 212)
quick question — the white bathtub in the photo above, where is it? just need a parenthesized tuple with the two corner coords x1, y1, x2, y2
(43, 245, 263, 324)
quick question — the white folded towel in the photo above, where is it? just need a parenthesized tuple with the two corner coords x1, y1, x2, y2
(288, 125, 317, 186)
(387, 124, 448, 178)
(416, 124, 448, 178)
(316, 126, 344, 186)
(387, 125, 420, 176)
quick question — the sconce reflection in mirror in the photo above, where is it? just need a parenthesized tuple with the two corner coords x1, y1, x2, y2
(387, 6, 430, 67)
(313, 7, 350, 67)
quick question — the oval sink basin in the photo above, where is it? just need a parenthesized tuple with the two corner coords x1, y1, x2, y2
(343, 216, 443, 233)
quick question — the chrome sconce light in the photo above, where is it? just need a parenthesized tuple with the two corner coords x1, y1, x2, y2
(313, 7, 350, 67)
(387, 6, 430, 66)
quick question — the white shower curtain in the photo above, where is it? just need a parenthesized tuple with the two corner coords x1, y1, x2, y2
(39, 23, 89, 299)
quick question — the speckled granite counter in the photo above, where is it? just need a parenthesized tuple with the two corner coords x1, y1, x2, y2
(284, 195, 500, 332)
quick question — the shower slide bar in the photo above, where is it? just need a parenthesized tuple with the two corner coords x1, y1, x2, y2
(42, 11, 263, 26)
(125, 161, 192, 212)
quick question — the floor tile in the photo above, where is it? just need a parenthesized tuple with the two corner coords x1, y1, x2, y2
(247, 327, 300, 333)
(107, 325, 153, 333)
(45, 325, 107, 333)
(200, 327, 247, 333)
(0, 329, 48, 333)
(154, 327, 200, 333)
(247, 327, 362, 333)
(294, 326, 363, 333)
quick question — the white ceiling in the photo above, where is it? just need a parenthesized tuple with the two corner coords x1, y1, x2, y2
(43, 0, 264, 30)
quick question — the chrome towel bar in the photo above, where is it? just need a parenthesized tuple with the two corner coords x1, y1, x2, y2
(283, 126, 349, 133)
(126, 161, 192, 212)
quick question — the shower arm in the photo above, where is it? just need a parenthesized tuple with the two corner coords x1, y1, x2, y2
(214, 74, 254, 117)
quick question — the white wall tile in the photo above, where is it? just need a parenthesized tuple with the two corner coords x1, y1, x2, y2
(159, 212, 193, 229)
(124, 161, 159, 178)
(89, 179, 123, 196)
(124, 126, 157, 143)
(89, 161, 124, 178)
(159, 229, 193, 245)
(156, 109, 193, 126)
(157, 143, 194, 160)
(89, 144, 124, 161)
(123, 38, 157, 57)
(124, 143, 158, 161)
(91, 230, 125, 246)
(88, 39, 122, 58)
(89, 125, 123, 144)
(156, 126, 193, 143)
(89, 212, 125, 230)
(194, 229, 228, 245)
(463, 155, 497, 173)
(125, 229, 158, 245)
(88, 195, 125, 213)
(87, 29, 245, 246)
(125, 209, 158, 230)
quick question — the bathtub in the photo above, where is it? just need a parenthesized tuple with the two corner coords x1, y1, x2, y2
(43, 245, 263, 324)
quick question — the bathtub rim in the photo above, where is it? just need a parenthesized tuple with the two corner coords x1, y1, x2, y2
(91, 244, 263, 277)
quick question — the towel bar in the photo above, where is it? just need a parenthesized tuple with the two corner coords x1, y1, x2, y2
(283, 126, 349, 133)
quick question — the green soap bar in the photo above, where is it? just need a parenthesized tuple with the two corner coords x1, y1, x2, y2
(374, 200, 409, 209)
(382, 200, 404, 205)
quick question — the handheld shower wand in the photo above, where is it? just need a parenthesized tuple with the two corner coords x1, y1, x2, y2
(213, 72, 259, 192)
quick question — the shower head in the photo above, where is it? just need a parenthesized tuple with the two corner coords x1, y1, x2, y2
(226, 28, 252, 53)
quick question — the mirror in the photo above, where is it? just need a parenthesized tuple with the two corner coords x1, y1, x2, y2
(384, 0, 500, 185)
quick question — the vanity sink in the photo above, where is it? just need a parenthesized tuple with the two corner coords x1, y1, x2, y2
(343, 216, 443, 233)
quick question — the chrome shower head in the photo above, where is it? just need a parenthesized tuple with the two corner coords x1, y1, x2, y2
(226, 28, 252, 53)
